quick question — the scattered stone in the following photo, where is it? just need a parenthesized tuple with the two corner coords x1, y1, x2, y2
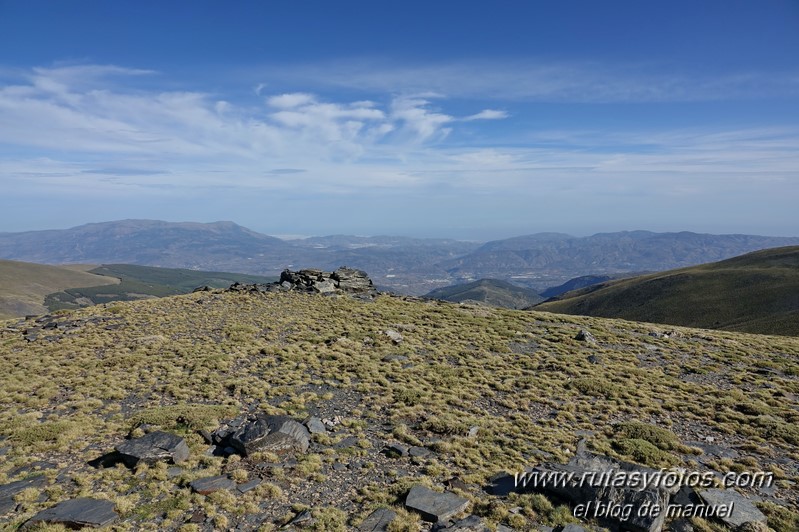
(574, 329, 596, 343)
(382, 354, 409, 363)
(384, 329, 403, 344)
(434, 514, 489, 531)
(467, 426, 479, 438)
(167, 467, 183, 479)
(558, 525, 588, 532)
(289, 509, 314, 526)
(670, 519, 694, 532)
(359, 507, 397, 531)
(236, 478, 262, 494)
(24, 497, 117, 529)
(115, 431, 189, 467)
(386, 443, 410, 457)
(305, 416, 327, 435)
(698, 488, 767, 529)
(0, 476, 47, 514)
(405, 484, 469, 523)
(409, 446, 432, 458)
(229, 414, 310, 457)
(587, 354, 601, 364)
(190, 475, 236, 495)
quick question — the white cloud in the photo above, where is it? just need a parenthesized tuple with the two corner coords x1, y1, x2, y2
(463, 109, 508, 121)
(267, 92, 316, 109)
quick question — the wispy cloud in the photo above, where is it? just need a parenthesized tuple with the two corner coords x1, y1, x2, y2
(0, 63, 797, 224)
(264, 59, 799, 103)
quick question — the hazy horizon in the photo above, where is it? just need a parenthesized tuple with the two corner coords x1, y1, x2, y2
(2, 1, 798, 239)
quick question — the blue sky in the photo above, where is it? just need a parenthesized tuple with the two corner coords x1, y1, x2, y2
(1, 1, 797, 239)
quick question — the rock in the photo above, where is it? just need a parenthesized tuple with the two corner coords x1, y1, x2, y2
(115, 431, 189, 467)
(290, 509, 314, 526)
(468, 426, 479, 438)
(670, 519, 694, 532)
(698, 488, 767, 529)
(558, 525, 588, 532)
(409, 446, 432, 458)
(386, 443, 410, 457)
(0, 476, 47, 514)
(587, 354, 601, 364)
(24, 497, 117, 529)
(574, 329, 596, 343)
(331, 267, 374, 293)
(229, 414, 310, 456)
(190, 475, 236, 495)
(434, 514, 489, 531)
(405, 485, 469, 523)
(236, 478, 262, 494)
(384, 329, 403, 344)
(359, 507, 398, 531)
(305, 417, 327, 435)
(734, 522, 769, 532)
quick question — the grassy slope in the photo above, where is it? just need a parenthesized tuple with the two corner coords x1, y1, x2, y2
(535, 246, 799, 336)
(0, 290, 797, 530)
(44, 264, 278, 311)
(425, 279, 543, 309)
(0, 260, 118, 319)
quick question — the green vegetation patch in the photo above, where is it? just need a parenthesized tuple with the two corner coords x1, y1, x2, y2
(129, 404, 238, 432)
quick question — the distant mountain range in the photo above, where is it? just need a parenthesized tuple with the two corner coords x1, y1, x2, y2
(534, 246, 799, 337)
(3, 220, 799, 295)
(424, 279, 543, 309)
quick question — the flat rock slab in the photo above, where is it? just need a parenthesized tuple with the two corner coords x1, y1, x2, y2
(25, 497, 117, 528)
(359, 507, 397, 531)
(230, 414, 310, 456)
(115, 431, 189, 467)
(190, 475, 236, 495)
(435, 515, 489, 531)
(406, 485, 469, 523)
(698, 488, 767, 528)
(0, 475, 47, 514)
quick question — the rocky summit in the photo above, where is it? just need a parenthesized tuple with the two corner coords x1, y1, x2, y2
(0, 278, 797, 531)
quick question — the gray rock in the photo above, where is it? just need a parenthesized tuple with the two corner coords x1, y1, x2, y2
(290, 509, 314, 526)
(575, 329, 596, 343)
(305, 416, 327, 435)
(0, 476, 47, 514)
(409, 446, 432, 458)
(24, 497, 117, 528)
(559, 525, 588, 532)
(230, 414, 310, 457)
(236, 478, 262, 494)
(405, 484, 469, 523)
(190, 475, 236, 495)
(115, 431, 189, 467)
(698, 488, 767, 529)
(468, 426, 479, 438)
(313, 280, 337, 294)
(384, 329, 403, 344)
(435, 514, 489, 531)
(387, 443, 410, 457)
(359, 507, 397, 531)
(331, 267, 374, 293)
(670, 519, 694, 532)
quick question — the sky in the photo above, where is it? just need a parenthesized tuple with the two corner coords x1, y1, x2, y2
(1, 0, 798, 240)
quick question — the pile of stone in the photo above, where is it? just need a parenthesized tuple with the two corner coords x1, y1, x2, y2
(227, 266, 376, 297)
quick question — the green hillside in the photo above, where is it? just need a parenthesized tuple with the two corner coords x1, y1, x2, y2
(0, 260, 119, 319)
(44, 264, 278, 312)
(0, 288, 796, 530)
(425, 279, 543, 309)
(534, 246, 799, 336)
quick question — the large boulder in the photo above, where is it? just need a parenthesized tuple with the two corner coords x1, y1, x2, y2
(229, 414, 310, 457)
(115, 431, 189, 467)
(24, 498, 117, 529)
(405, 484, 469, 523)
(331, 267, 374, 293)
(697, 489, 767, 529)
